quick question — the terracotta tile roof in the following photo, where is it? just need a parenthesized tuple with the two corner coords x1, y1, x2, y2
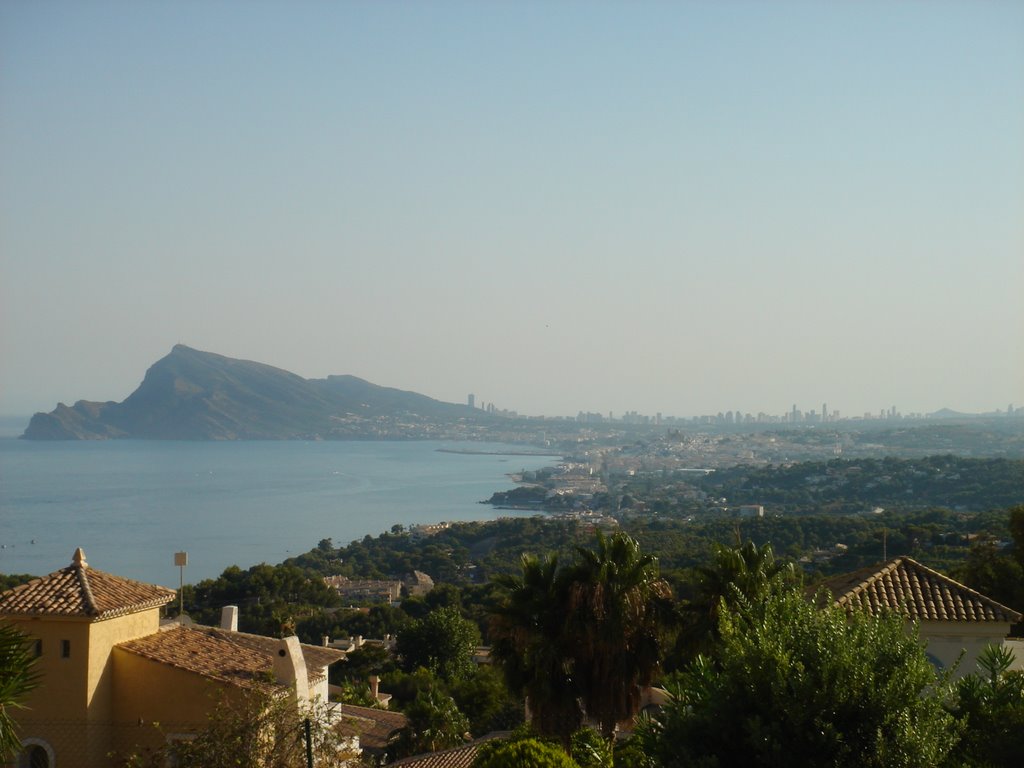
(117, 624, 347, 690)
(118, 625, 279, 689)
(389, 733, 509, 768)
(0, 548, 175, 620)
(821, 557, 1022, 624)
(195, 627, 346, 684)
(332, 704, 408, 751)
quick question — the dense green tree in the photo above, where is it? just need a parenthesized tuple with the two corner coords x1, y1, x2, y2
(956, 542, 1024, 615)
(392, 687, 470, 759)
(947, 644, 1024, 767)
(637, 586, 959, 768)
(0, 623, 40, 760)
(184, 562, 341, 636)
(449, 666, 524, 736)
(569, 728, 613, 768)
(565, 532, 674, 737)
(334, 642, 395, 684)
(489, 554, 582, 744)
(472, 736, 580, 768)
(490, 534, 674, 744)
(425, 583, 466, 612)
(0, 575, 35, 593)
(397, 606, 480, 682)
(1009, 504, 1024, 568)
(381, 667, 440, 711)
(675, 540, 795, 661)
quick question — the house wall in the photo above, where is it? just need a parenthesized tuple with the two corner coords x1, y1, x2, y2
(1005, 638, 1024, 672)
(311, 674, 331, 710)
(918, 619, 1014, 679)
(5, 616, 92, 768)
(110, 648, 247, 761)
(4, 608, 162, 768)
(84, 609, 163, 766)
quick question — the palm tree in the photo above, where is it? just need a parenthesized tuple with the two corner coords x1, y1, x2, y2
(564, 531, 674, 738)
(488, 554, 583, 743)
(0, 623, 41, 760)
(677, 540, 795, 660)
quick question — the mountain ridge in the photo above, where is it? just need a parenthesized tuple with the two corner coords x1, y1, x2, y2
(22, 345, 493, 440)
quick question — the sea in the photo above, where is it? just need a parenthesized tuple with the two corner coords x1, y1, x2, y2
(0, 438, 559, 589)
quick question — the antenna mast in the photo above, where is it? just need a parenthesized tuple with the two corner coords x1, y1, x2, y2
(174, 551, 188, 617)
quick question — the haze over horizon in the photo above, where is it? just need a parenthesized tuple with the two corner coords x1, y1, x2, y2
(2, 2, 1022, 421)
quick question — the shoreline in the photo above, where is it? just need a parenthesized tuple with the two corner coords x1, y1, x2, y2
(436, 448, 564, 457)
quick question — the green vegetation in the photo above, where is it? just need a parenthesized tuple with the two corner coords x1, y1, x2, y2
(0, 624, 40, 760)
(392, 686, 470, 758)
(397, 606, 480, 681)
(674, 540, 795, 663)
(0, 575, 35, 593)
(473, 736, 581, 768)
(947, 644, 1024, 767)
(116, 688, 354, 768)
(637, 586, 960, 768)
(180, 562, 341, 637)
(488, 553, 582, 742)
(155, 488, 1024, 765)
(489, 532, 672, 743)
(688, 456, 1024, 515)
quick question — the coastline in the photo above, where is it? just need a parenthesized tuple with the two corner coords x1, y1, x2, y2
(436, 448, 564, 457)
(0, 439, 557, 586)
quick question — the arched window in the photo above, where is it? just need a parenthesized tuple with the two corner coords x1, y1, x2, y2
(17, 739, 54, 768)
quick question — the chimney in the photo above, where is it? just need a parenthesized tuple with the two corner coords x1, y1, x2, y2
(220, 605, 239, 632)
(369, 675, 380, 701)
(273, 636, 310, 706)
(322, 635, 330, 647)
(355, 635, 363, 648)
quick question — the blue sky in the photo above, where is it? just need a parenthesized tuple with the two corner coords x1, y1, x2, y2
(2, 1, 1022, 420)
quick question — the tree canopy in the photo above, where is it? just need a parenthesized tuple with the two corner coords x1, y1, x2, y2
(489, 532, 672, 743)
(947, 644, 1024, 767)
(472, 736, 581, 768)
(397, 605, 480, 682)
(638, 585, 959, 768)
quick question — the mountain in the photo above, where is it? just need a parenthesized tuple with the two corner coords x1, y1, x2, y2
(21, 345, 495, 440)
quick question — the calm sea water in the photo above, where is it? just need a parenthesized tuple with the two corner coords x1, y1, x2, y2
(0, 439, 557, 588)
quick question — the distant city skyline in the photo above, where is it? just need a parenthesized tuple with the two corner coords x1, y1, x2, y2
(2, 2, 1021, 421)
(464, 392, 1019, 424)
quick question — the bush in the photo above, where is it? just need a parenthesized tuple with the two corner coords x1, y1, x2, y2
(472, 737, 580, 768)
(637, 586, 959, 767)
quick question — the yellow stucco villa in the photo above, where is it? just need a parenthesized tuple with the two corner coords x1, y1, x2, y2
(0, 549, 346, 768)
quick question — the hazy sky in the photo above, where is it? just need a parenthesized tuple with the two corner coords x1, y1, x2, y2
(2, 1, 1022, 421)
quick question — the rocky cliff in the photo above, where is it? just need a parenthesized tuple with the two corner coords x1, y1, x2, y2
(22, 345, 491, 440)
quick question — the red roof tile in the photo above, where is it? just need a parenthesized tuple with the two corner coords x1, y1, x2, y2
(118, 625, 275, 689)
(0, 548, 175, 620)
(332, 704, 408, 751)
(117, 624, 347, 690)
(821, 557, 1022, 624)
(389, 733, 510, 768)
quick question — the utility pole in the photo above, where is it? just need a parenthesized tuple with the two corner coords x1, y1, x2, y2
(174, 551, 188, 618)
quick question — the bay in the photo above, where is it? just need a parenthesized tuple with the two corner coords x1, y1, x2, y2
(0, 439, 557, 588)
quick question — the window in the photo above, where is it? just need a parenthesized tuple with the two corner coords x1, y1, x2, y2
(27, 746, 49, 768)
(61, 639, 70, 658)
(17, 741, 53, 768)
(33, 639, 42, 657)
